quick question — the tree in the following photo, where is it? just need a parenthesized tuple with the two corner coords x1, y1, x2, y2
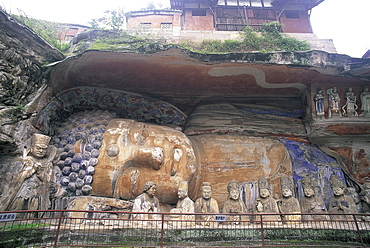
(141, 1, 165, 10)
(90, 8, 126, 31)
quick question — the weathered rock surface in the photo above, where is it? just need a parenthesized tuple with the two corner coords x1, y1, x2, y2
(0, 10, 64, 154)
(65, 196, 133, 223)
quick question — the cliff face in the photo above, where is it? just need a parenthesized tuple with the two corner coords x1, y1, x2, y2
(0, 11, 64, 192)
(0, 10, 64, 153)
(1, 9, 370, 212)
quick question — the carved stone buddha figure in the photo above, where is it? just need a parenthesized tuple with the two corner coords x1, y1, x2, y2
(328, 174, 357, 220)
(299, 177, 330, 220)
(175, 181, 195, 214)
(222, 179, 248, 225)
(254, 178, 281, 222)
(132, 181, 160, 220)
(277, 176, 301, 223)
(194, 182, 219, 226)
(170, 180, 195, 225)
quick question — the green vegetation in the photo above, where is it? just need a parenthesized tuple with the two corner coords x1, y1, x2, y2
(90, 8, 126, 31)
(182, 22, 310, 53)
(140, 1, 170, 10)
(1, 224, 368, 247)
(11, 10, 71, 52)
(5, 222, 51, 230)
(81, 22, 310, 54)
(4, 5, 309, 55)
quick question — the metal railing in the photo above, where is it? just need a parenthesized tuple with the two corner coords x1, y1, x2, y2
(1, 210, 369, 247)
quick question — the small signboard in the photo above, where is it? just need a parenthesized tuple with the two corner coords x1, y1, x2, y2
(215, 215, 226, 222)
(0, 213, 17, 222)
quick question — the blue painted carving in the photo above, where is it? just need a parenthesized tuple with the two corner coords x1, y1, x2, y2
(236, 106, 303, 118)
(279, 139, 346, 208)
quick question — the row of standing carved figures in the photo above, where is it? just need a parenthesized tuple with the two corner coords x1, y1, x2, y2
(314, 86, 370, 118)
(132, 176, 367, 226)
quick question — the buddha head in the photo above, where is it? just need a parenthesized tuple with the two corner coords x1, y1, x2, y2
(92, 119, 197, 204)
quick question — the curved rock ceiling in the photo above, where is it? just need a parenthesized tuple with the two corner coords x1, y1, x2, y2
(49, 49, 370, 114)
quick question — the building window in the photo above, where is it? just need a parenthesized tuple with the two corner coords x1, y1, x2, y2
(253, 9, 268, 19)
(192, 9, 207, 16)
(161, 23, 173, 29)
(285, 11, 300, 19)
(140, 23, 152, 29)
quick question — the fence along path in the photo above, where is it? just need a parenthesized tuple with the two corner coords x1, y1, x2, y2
(0, 210, 369, 247)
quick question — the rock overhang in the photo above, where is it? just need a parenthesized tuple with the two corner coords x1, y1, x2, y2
(47, 48, 370, 114)
(33, 46, 370, 145)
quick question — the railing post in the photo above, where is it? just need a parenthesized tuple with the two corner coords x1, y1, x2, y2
(53, 210, 64, 248)
(353, 214, 365, 247)
(260, 214, 265, 248)
(160, 213, 165, 248)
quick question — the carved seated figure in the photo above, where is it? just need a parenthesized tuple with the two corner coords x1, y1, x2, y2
(277, 177, 301, 223)
(0, 134, 57, 216)
(194, 182, 219, 226)
(254, 178, 281, 223)
(132, 181, 160, 221)
(299, 177, 330, 220)
(328, 175, 357, 220)
(222, 179, 248, 225)
(170, 181, 195, 226)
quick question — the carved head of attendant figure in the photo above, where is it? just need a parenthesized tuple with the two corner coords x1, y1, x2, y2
(281, 176, 294, 199)
(227, 179, 240, 201)
(178, 181, 189, 200)
(301, 177, 316, 198)
(330, 174, 345, 197)
(30, 134, 51, 159)
(202, 182, 212, 200)
(143, 181, 157, 198)
(258, 178, 271, 199)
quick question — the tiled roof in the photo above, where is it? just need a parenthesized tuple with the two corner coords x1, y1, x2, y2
(170, 0, 218, 10)
(170, 0, 325, 10)
(271, 0, 325, 9)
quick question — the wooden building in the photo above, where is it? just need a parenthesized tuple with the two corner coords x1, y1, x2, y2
(170, 0, 324, 32)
